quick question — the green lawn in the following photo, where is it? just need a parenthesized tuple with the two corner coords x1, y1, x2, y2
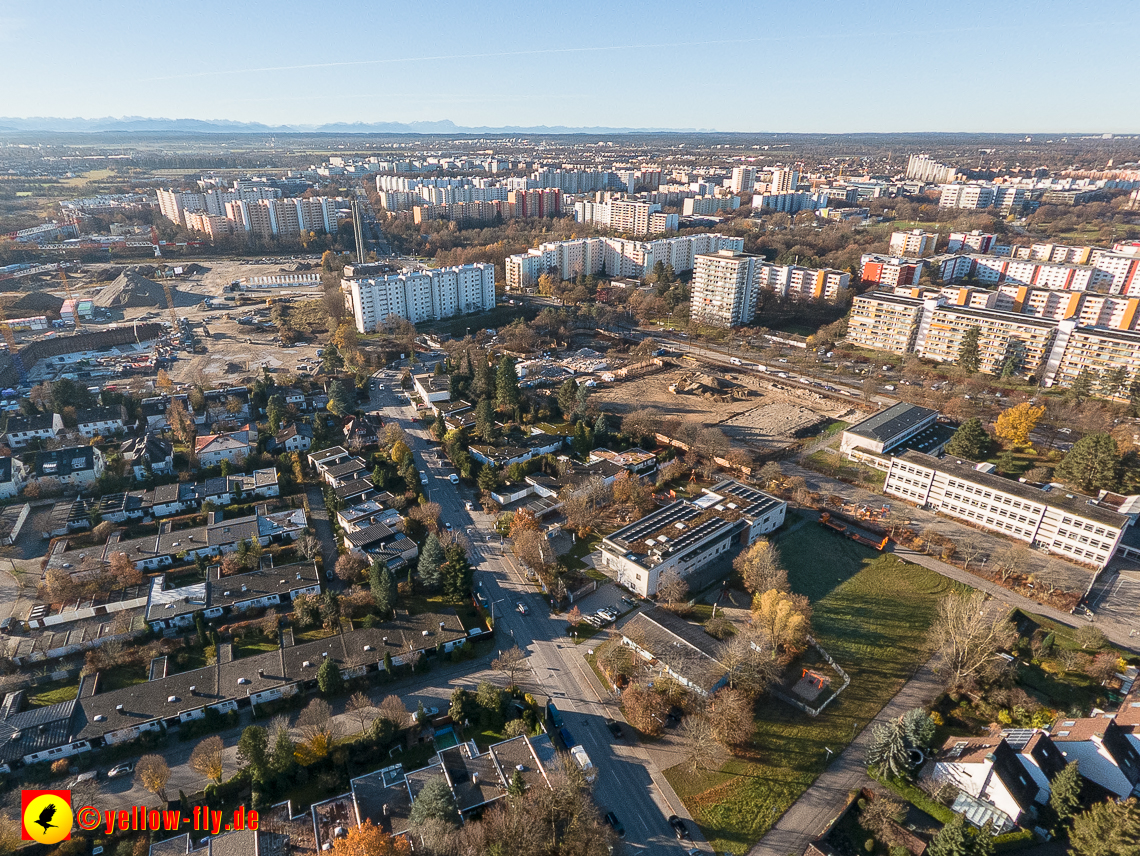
(776, 519, 880, 602)
(97, 664, 148, 692)
(293, 627, 339, 644)
(26, 679, 79, 707)
(801, 450, 888, 489)
(168, 645, 212, 674)
(232, 633, 280, 659)
(664, 554, 963, 854)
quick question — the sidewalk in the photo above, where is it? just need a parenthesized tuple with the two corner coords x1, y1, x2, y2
(748, 659, 943, 856)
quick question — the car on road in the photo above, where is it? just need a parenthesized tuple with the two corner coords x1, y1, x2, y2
(411, 706, 440, 722)
(517, 602, 529, 615)
(449, 473, 460, 484)
(420, 474, 429, 485)
(668, 815, 691, 840)
(606, 718, 623, 739)
(444, 522, 452, 530)
(107, 762, 134, 778)
(464, 500, 474, 511)
(604, 811, 625, 838)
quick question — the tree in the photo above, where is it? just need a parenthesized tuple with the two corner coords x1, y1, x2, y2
(752, 589, 812, 658)
(928, 591, 1017, 686)
(370, 562, 394, 615)
(495, 356, 520, 411)
(417, 533, 446, 588)
(296, 698, 340, 763)
(705, 686, 754, 748)
(1049, 760, 1082, 826)
(867, 717, 912, 779)
(734, 540, 789, 594)
(1068, 368, 1095, 404)
(1075, 624, 1107, 650)
(317, 657, 343, 696)
(557, 378, 579, 420)
(408, 775, 460, 828)
(335, 552, 368, 583)
(860, 795, 905, 843)
(945, 417, 991, 460)
(379, 695, 408, 727)
(717, 629, 778, 696)
(474, 397, 497, 441)
(167, 398, 197, 448)
(327, 380, 353, 417)
(270, 718, 296, 775)
(108, 551, 145, 587)
(1069, 799, 1140, 856)
(330, 819, 412, 856)
(135, 754, 170, 802)
(266, 394, 285, 433)
(346, 691, 376, 735)
(507, 766, 526, 797)
(156, 368, 173, 392)
(508, 507, 540, 538)
(681, 713, 726, 773)
(957, 326, 981, 374)
(622, 684, 669, 735)
(237, 725, 269, 779)
(296, 534, 321, 560)
(440, 542, 472, 602)
(1056, 433, 1121, 493)
(322, 342, 345, 374)
(572, 420, 593, 456)
(657, 569, 689, 606)
(189, 735, 224, 784)
(492, 646, 527, 687)
(900, 708, 936, 751)
(926, 813, 973, 856)
(994, 402, 1045, 448)
(477, 464, 499, 495)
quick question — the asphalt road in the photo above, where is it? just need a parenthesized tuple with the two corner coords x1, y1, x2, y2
(369, 369, 703, 853)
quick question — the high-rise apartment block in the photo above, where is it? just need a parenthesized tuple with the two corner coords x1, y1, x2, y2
(682, 196, 740, 216)
(860, 254, 925, 287)
(947, 231, 998, 253)
(343, 264, 496, 332)
(769, 168, 799, 194)
(939, 183, 1026, 212)
(505, 234, 742, 290)
(730, 166, 758, 194)
(904, 154, 958, 184)
(750, 192, 817, 214)
(888, 229, 938, 258)
(573, 199, 677, 235)
(691, 252, 850, 327)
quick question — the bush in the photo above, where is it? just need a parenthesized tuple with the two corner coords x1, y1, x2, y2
(994, 829, 1036, 852)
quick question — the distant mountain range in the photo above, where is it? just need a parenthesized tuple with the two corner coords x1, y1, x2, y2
(0, 116, 707, 135)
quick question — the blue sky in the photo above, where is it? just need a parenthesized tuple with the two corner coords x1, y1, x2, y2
(1, 0, 1137, 132)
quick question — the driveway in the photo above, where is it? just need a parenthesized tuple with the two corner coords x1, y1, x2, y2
(304, 484, 339, 576)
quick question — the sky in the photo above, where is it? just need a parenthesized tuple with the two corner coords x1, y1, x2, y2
(1, 0, 1138, 133)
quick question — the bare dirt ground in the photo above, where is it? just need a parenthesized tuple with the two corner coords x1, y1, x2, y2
(594, 367, 864, 453)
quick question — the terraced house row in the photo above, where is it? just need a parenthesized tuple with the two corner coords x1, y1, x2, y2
(847, 292, 1140, 397)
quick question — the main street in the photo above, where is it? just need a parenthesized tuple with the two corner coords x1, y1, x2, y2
(368, 367, 704, 853)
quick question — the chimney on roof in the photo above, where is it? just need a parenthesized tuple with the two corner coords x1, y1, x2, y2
(472, 772, 479, 785)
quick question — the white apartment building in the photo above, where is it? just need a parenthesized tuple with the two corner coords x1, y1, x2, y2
(691, 251, 763, 327)
(751, 192, 817, 214)
(504, 233, 743, 290)
(847, 293, 930, 354)
(884, 451, 1130, 569)
(730, 166, 757, 194)
(573, 199, 677, 235)
(1045, 326, 1140, 399)
(683, 196, 740, 216)
(939, 184, 995, 209)
(769, 168, 799, 194)
(905, 154, 957, 184)
(947, 231, 997, 253)
(344, 263, 496, 332)
(757, 263, 851, 301)
(889, 229, 938, 258)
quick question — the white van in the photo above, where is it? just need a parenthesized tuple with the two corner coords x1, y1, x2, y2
(730, 357, 742, 365)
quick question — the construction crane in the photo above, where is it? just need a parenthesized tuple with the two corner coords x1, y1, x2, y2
(162, 277, 179, 330)
(59, 268, 81, 329)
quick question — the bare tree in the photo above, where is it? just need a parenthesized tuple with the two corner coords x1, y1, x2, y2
(296, 534, 322, 561)
(345, 691, 376, 734)
(189, 735, 224, 784)
(379, 695, 409, 728)
(705, 686, 755, 748)
(296, 698, 341, 764)
(993, 545, 1031, 583)
(681, 713, 727, 773)
(656, 570, 689, 606)
(928, 591, 1017, 686)
(717, 630, 778, 696)
(956, 534, 988, 571)
(492, 646, 528, 688)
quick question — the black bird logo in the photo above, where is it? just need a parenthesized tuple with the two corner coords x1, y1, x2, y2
(34, 802, 57, 834)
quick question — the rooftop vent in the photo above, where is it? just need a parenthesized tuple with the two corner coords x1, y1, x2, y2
(303, 661, 311, 668)
(167, 696, 178, 703)
(422, 630, 430, 637)
(257, 668, 265, 678)
(322, 651, 328, 658)
(115, 704, 124, 713)
(237, 677, 249, 685)
(189, 686, 197, 694)
(93, 716, 105, 723)
(364, 645, 373, 652)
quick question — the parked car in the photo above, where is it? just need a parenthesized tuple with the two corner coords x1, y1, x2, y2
(517, 602, 529, 615)
(604, 811, 626, 838)
(411, 706, 440, 722)
(107, 762, 134, 778)
(668, 815, 691, 840)
(464, 500, 475, 511)
(606, 718, 623, 739)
